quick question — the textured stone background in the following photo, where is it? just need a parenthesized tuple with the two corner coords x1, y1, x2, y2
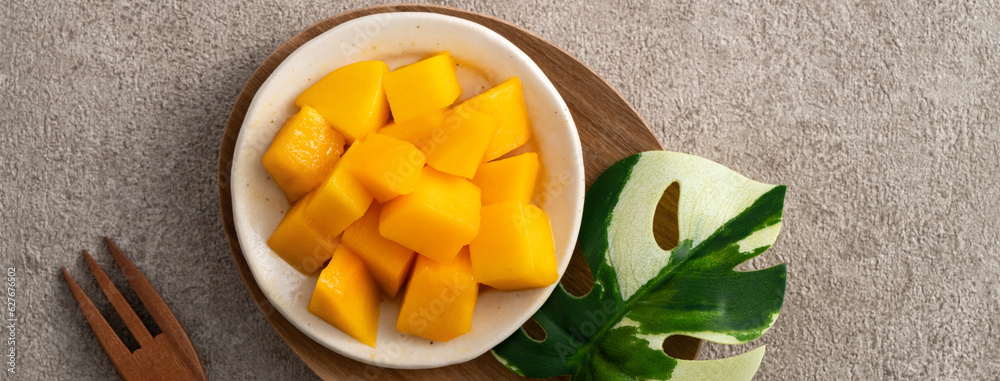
(3, 0, 999, 379)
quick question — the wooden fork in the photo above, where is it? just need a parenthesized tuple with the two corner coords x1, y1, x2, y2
(62, 237, 207, 380)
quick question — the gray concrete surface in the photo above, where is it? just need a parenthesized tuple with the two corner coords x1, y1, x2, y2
(3, 0, 999, 379)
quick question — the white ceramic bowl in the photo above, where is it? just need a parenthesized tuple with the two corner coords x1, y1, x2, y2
(230, 12, 584, 368)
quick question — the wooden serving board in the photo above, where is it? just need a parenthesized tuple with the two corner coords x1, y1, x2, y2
(217, 4, 700, 380)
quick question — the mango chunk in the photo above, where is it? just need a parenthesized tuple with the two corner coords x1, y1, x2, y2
(267, 193, 335, 275)
(472, 152, 540, 204)
(378, 109, 446, 153)
(424, 106, 498, 178)
(262, 106, 346, 203)
(308, 245, 381, 347)
(383, 52, 462, 123)
(295, 60, 390, 142)
(303, 164, 373, 237)
(340, 134, 426, 203)
(396, 249, 477, 342)
(342, 203, 416, 298)
(459, 77, 531, 162)
(379, 167, 481, 263)
(469, 200, 558, 291)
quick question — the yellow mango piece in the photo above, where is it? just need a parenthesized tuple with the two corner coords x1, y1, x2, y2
(383, 52, 462, 123)
(342, 203, 416, 298)
(472, 152, 540, 205)
(378, 109, 446, 152)
(459, 77, 532, 162)
(308, 245, 381, 347)
(303, 164, 373, 237)
(340, 134, 426, 203)
(396, 249, 477, 342)
(267, 193, 335, 275)
(423, 106, 498, 178)
(469, 200, 558, 291)
(295, 60, 390, 142)
(262, 106, 345, 203)
(379, 167, 480, 263)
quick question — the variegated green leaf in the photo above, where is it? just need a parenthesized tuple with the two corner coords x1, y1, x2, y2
(493, 151, 787, 380)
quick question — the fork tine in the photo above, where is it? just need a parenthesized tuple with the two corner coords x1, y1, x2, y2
(82, 250, 154, 346)
(103, 237, 183, 334)
(61, 267, 133, 373)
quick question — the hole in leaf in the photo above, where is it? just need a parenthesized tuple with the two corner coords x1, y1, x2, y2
(663, 334, 701, 360)
(688, 339, 759, 361)
(521, 318, 547, 341)
(559, 242, 594, 297)
(653, 182, 681, 251)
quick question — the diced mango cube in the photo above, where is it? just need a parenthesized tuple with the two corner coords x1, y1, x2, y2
(340, 134, 426, 203)
(396, 249, 477, 342)
(308, 245, 381, 347)
(262, 106, 345, 203)
(469, 200, 558, 291)
(423, 106, 498, 178)
(295, 60, 390, 142)
(303, 164, 373, 237)
(459, 77, 532, 161)
(267, 193, 335, 275)
(379, 167, 480, 263)
(342, 203, 416, 298)
(383, 52, 462, 123)
(378, 109, 446, 153)
(472, 152, 539, 204)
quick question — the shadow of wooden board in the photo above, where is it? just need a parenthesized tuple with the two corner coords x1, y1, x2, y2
(218, 4, 700, 380)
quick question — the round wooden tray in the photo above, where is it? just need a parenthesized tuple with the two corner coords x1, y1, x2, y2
(217, 4, 700, 380)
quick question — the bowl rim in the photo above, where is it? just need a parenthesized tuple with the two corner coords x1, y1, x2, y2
(230, 11, 584, 368)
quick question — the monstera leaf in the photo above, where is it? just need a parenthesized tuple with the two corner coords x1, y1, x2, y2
(493, 151, 787, 380)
